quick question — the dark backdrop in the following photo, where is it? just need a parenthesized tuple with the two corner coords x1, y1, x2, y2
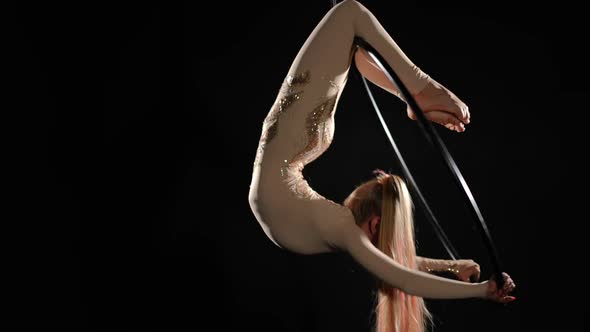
(14, 1, 587, 331)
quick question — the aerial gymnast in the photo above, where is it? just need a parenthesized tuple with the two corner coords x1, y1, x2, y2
(248, 1, 516, 331)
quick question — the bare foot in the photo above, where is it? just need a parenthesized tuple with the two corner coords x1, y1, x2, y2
(407, 79, 470, 133)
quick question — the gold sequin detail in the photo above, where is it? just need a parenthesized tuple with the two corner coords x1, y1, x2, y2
(253, 70, 311, 167)
(287, 70, 311, 86)
(289, 95, 338, 165)
(265, 91, 303, 142)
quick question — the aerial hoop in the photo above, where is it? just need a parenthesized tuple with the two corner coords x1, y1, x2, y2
(327, 0, 506, 288)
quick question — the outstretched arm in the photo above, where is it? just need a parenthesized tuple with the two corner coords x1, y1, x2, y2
(329, 220, 488, 299)
(316, 206, 516, 302)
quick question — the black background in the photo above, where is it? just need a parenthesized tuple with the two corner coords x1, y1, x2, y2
(13, 0, 588, 331)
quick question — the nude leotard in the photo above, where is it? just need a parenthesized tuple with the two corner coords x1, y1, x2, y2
(248, 0, 486, 299)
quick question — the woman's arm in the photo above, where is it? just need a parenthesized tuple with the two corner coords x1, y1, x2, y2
(329, 220, 488, 299)
(418, 256, 482, 282)
(416, 256, 453, 273)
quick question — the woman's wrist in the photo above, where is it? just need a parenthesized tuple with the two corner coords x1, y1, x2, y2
(476, 281, 489, 298)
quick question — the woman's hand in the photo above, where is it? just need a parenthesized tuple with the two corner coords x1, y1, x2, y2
(451, 259, 481, 282)
(484, 272, 517, 304)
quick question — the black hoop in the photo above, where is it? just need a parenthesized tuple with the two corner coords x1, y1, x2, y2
(352, 35, 505, 288)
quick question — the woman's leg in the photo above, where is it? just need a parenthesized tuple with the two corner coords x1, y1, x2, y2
(286, 0, 427, 94)
(355, 47, 470, 132)
(289, 0, 469, 129)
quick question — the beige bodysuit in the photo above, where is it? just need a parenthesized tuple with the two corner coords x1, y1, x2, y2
(248, 0, 487, 299)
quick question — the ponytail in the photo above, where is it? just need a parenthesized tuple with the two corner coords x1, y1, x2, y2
(370, 170, 433, 332)
(343, 170, 433, 331)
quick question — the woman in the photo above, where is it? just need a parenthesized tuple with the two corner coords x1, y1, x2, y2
(248, 1, 516, 331)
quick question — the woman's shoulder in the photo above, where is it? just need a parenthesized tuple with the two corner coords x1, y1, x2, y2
(309, 198, 359, 251)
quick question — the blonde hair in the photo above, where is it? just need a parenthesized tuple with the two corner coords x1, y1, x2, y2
(344, 170, 432, 332)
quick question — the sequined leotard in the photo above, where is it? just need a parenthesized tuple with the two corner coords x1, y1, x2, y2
(248, 0, 487, 299)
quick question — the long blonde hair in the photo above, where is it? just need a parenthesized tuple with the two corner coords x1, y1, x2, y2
(343, 170, 432, 332)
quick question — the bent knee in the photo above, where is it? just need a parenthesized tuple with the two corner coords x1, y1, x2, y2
(330, 0, 364, 20)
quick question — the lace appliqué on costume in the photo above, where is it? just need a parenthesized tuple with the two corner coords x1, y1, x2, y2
(280, 165, 322, 201)
(253, 71, 311, 167)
